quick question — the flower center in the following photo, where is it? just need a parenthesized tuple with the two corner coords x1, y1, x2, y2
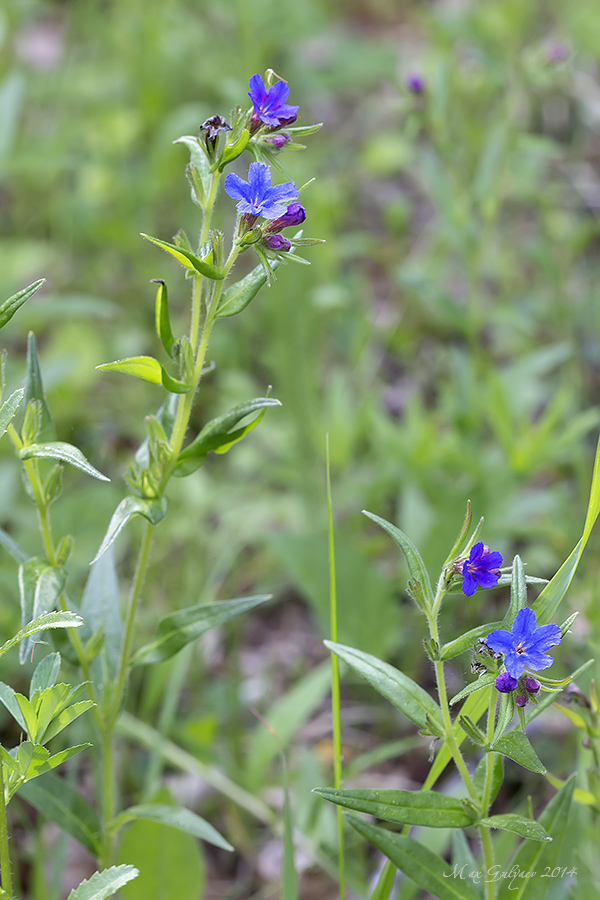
(515, 644, 525, 654)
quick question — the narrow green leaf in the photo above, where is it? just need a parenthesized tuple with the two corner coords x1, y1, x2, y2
(91, 496, 169, 564)
(216, 128, 250, 171)
(30, 652, 61, 700)
(152, 279, 176, 356)
(325, 641, 443, 731)
(314, 787, 474, 828)
(498, 775, 576, 900)
(24, 332, 55, 441)
(0, 279, 45, 329)
(480, 813, 550, 841)
(348, 816, 481, 900)
(0, 388, 24, 439)
(20, 441, 109, 481)
(96, 355, 162, 385)
(362, 510, 434, 607)
(0, 526, 28, 563)
(18, 559, 67, 663)
(500, 555, 527, 629)
(450, 672, 497, 706)
(489, 730, 545, 773)
(443, 500, 472, 567)
(15, 693, 38, 739)
(535, 435, 600, 625)
(442, 623, 502, 661)
(80, 547, 122, 686)
(140, 233, 224, 279)
(175, 397, 281, 477)
(0, 611, 81, 662)
(216, 261, 279, 318)
(133, 595, 270, 665)
(19, 772, 101, 856)
(67, 866, 139, 900)
(0, 683, 28, 730)
(115, 804, 232, 851)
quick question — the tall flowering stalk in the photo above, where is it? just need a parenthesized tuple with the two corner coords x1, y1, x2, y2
(1, 71, 322, 885)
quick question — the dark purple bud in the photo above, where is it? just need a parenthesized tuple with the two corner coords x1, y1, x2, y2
(262, 132, 291, 150)
(522, 676, 540, 694)
(406, 73, 425, 94)
(515, 692, 528, 708)
(496, 672, 518, 693)
(263, 234, 291, 252)
(265, 202, 306, 234)
(200, 115, 232, 152)
(277, 113, 297, 127)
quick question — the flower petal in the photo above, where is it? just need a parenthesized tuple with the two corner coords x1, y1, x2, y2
(461, 571, 478, 596)
(469, 542, 485, 563)
(267, 182, 299, 205)
(485, 628, 514, 653)
(523, 650, 555, 671)
(479, 551, 503, 570)
(474, 569, 501, 589)
(525, 623, 562, 652)
(248, 74, 267, 107)
(510, 607, 537, 643)
(224, 172, 251, 203)
(264, 79, 290, 111)
(247, 161, 272, 194)
(504, 650, 527, 679)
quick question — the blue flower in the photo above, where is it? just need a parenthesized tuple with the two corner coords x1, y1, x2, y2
(486, 608, 562, 680)
(461, 542, 503, 596)
(248, 74, 299, 128)
(224, 162, 298, 220)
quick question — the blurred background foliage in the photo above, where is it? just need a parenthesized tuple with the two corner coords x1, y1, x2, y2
(1, 0, 600, 894)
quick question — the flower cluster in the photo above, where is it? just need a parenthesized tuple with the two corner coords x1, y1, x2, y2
(487, 607, 562, 705)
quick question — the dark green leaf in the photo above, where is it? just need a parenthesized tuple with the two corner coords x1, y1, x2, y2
(91, 496, 168, 564)
(314, 787, 474, 828)
(140, 233, 224, 279)
(348, 816, 481, 900)
(362, 511, 434, 607)
(480, 814, 550, 842)
(450, 672, 497, 705)
(19, 772, 101, 855)
(0, 279, 45, 329)
(216, 262, 279, 318)
(115, 804, 232, 851)
(132, 595, 270, 665)
(175, 397, 281, 477)
(442, 622, 502, 661)
(152, 280, 176, 356)
(325, 641, 443, 731)
(20, 442, 109, 481)
(489, 730, 545, 773)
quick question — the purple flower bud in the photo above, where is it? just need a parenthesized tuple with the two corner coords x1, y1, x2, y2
(406, 73, 425, 95)
(263, 234, 291, 252)
(522, 675, 540, 694)
(265, 202, 306, 234)
(515, 692, 528, 708)
(262, 132, 291, 150)
(495, 672, 518, 693)
(547, 43, 568, 64)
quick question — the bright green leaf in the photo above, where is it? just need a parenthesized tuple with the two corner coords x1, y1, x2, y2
(91, 496, 169, 564)
(480, 813, 550, 841)
(20, 441, 109, 481)
(67, 866, 139, 900)
(314, 787, 474, 828)
(152, 280, 176, 356)
(140, 233, 224, 279)
(96, 356, 163, 385)
(442, 624, 502, 661)
(0, 279, 45, 329)
(115, 804, 232, 851)
(216, 261, 279, 318)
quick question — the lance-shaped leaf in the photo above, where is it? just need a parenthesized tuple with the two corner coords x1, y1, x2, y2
(174, 135, 211, 196)
(20, 772, 101, 856)
(175, 397, 281, 477)
(450, 672, 497, 706)
(0, 388, 24, 440)
(314, 787, 474, 828)
(216, 260, 280, 318)
(30, 652, 61, 699)
(5, 741, 90, 801)
(152, 279, 176, 356)
(18, 559, 67, 663)
(140, 233, 224, 279)
(325, 641, 443, 732)
(114, 804, 233, 851)
(442, 621, 502, 661)
(96, 355, 191, 393)
(489, 730, 545, 774)
(535, 434, 600, 625)
(500, 555, 527, 629)
(20, 442, 109, 481)
(133, 595, 271, 665)
(0, 611, 82, 661)
(0, 279, 45, 329)
(91, 496, 169, 564)
(25, 332, 55, 442)
(348, 816, 481, 900)
(66, 865, 139, 900)
(362, 510, 434, 608)
(479, 813, 550, 842)
(442, 500, 472, 567)
(80, 548, 122, 686)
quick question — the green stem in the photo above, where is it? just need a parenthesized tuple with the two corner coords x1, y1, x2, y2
(0, 762, 13, 899)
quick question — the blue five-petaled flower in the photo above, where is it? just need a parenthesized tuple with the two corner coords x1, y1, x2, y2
(486, 607, 562, 680)
(461, 542, 503, 596)
(224, 162, 298, 219)
(248, 74, 299, 127)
